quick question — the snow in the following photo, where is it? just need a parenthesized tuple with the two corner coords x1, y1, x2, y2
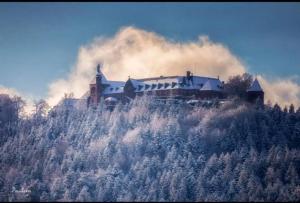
(201, 79, 223, 91)
(102, 81, 125, 94)
(247, 78, 263, 92)
(104, 97, 118, 102)
(130, 76, 223, 92)
(122, 127, 141, 144)
(1, 95, 299, 202)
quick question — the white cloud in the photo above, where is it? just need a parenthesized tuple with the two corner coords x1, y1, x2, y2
(258, 75, 300, 108)
(46, 26, 245, 106)
(0, 85, 21, 97)
(40, 26, 299, 109)
(0, 85, 35, 115)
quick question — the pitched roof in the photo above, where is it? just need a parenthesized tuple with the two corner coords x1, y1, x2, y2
(89, 72, 224, 95)
(247, 78, 263, 92)
(130, 76, 223, 92)
(200, 79, 223, 91)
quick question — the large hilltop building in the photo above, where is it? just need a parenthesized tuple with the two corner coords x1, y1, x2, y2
(85, 64, 264, 107)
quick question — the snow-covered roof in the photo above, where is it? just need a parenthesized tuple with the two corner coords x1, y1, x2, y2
(130, 76, 223, 92)
(104, 97, 118, 102)
(201, 79, 223, 91)
(247, 78, 263, 92)
(89, 74, 223, 95)
(102, 81, 125, 94)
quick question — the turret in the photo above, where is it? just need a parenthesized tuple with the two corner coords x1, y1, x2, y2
(247, 78, 264, 104)
(88, 64, 104, 106)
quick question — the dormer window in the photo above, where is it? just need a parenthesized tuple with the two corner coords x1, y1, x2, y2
(164, 83, 169, 88)
(157, 83, 163, 89)
(138, 85, 143, 91)
(171, 82, 177, 88)
(151, 84, 157, 89)
(145, 84, 150, 90)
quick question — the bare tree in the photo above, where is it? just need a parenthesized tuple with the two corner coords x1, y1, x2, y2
(33, 99, 50, 119)
(224, 73, 253, 100)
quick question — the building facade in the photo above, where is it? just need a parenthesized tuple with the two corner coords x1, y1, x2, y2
(86, 65, 264, 107)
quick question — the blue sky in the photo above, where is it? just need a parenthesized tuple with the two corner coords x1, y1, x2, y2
(0, 2, 300, 99)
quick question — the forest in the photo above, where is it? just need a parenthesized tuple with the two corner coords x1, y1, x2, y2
(0, 75, 300, 201)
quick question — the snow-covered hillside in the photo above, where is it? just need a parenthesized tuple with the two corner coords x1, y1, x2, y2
(1, 96, 300, 201)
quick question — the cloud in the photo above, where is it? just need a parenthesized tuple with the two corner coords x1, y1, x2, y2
(0, 85, 35, 115)
(46, 26, 300, 108)
(0, 85, 21, 97)
(258, 75, 300, 108)
(46, 26, 245, 106)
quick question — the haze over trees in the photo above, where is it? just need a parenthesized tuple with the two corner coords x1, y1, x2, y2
(0, 75, 300, 201)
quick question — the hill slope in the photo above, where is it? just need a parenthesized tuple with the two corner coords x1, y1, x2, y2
(1, 97, 300, 201)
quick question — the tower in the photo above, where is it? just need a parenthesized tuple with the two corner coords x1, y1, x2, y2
(95, 64, 102, 104)
(247, 78, 264, 104)
(88, 64, 104, 106)
(124, 77, 136, 100)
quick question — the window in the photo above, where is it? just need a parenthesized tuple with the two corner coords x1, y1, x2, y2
(91, 87, 96, 94)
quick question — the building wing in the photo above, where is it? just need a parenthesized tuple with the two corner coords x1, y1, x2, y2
(201, 79, 223, 91)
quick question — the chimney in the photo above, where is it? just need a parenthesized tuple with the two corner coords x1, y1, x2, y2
(186, 71, 193, 84)
(186, 71, 191, 78)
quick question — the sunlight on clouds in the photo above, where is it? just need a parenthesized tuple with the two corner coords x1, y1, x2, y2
(46, 26, 300, 108)
(0, 85, 35, 115)
(46, 26, 245, 106)
(258, 75, 300, 108)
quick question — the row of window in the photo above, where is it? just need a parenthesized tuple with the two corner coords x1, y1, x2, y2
(109, 87, 121, 91)
(95, 82, 223, 94)
(108, 82, 217, 92)
(134, 82, 206, 91)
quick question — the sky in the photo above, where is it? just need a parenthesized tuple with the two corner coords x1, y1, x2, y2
(0, 2, 300, 109)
